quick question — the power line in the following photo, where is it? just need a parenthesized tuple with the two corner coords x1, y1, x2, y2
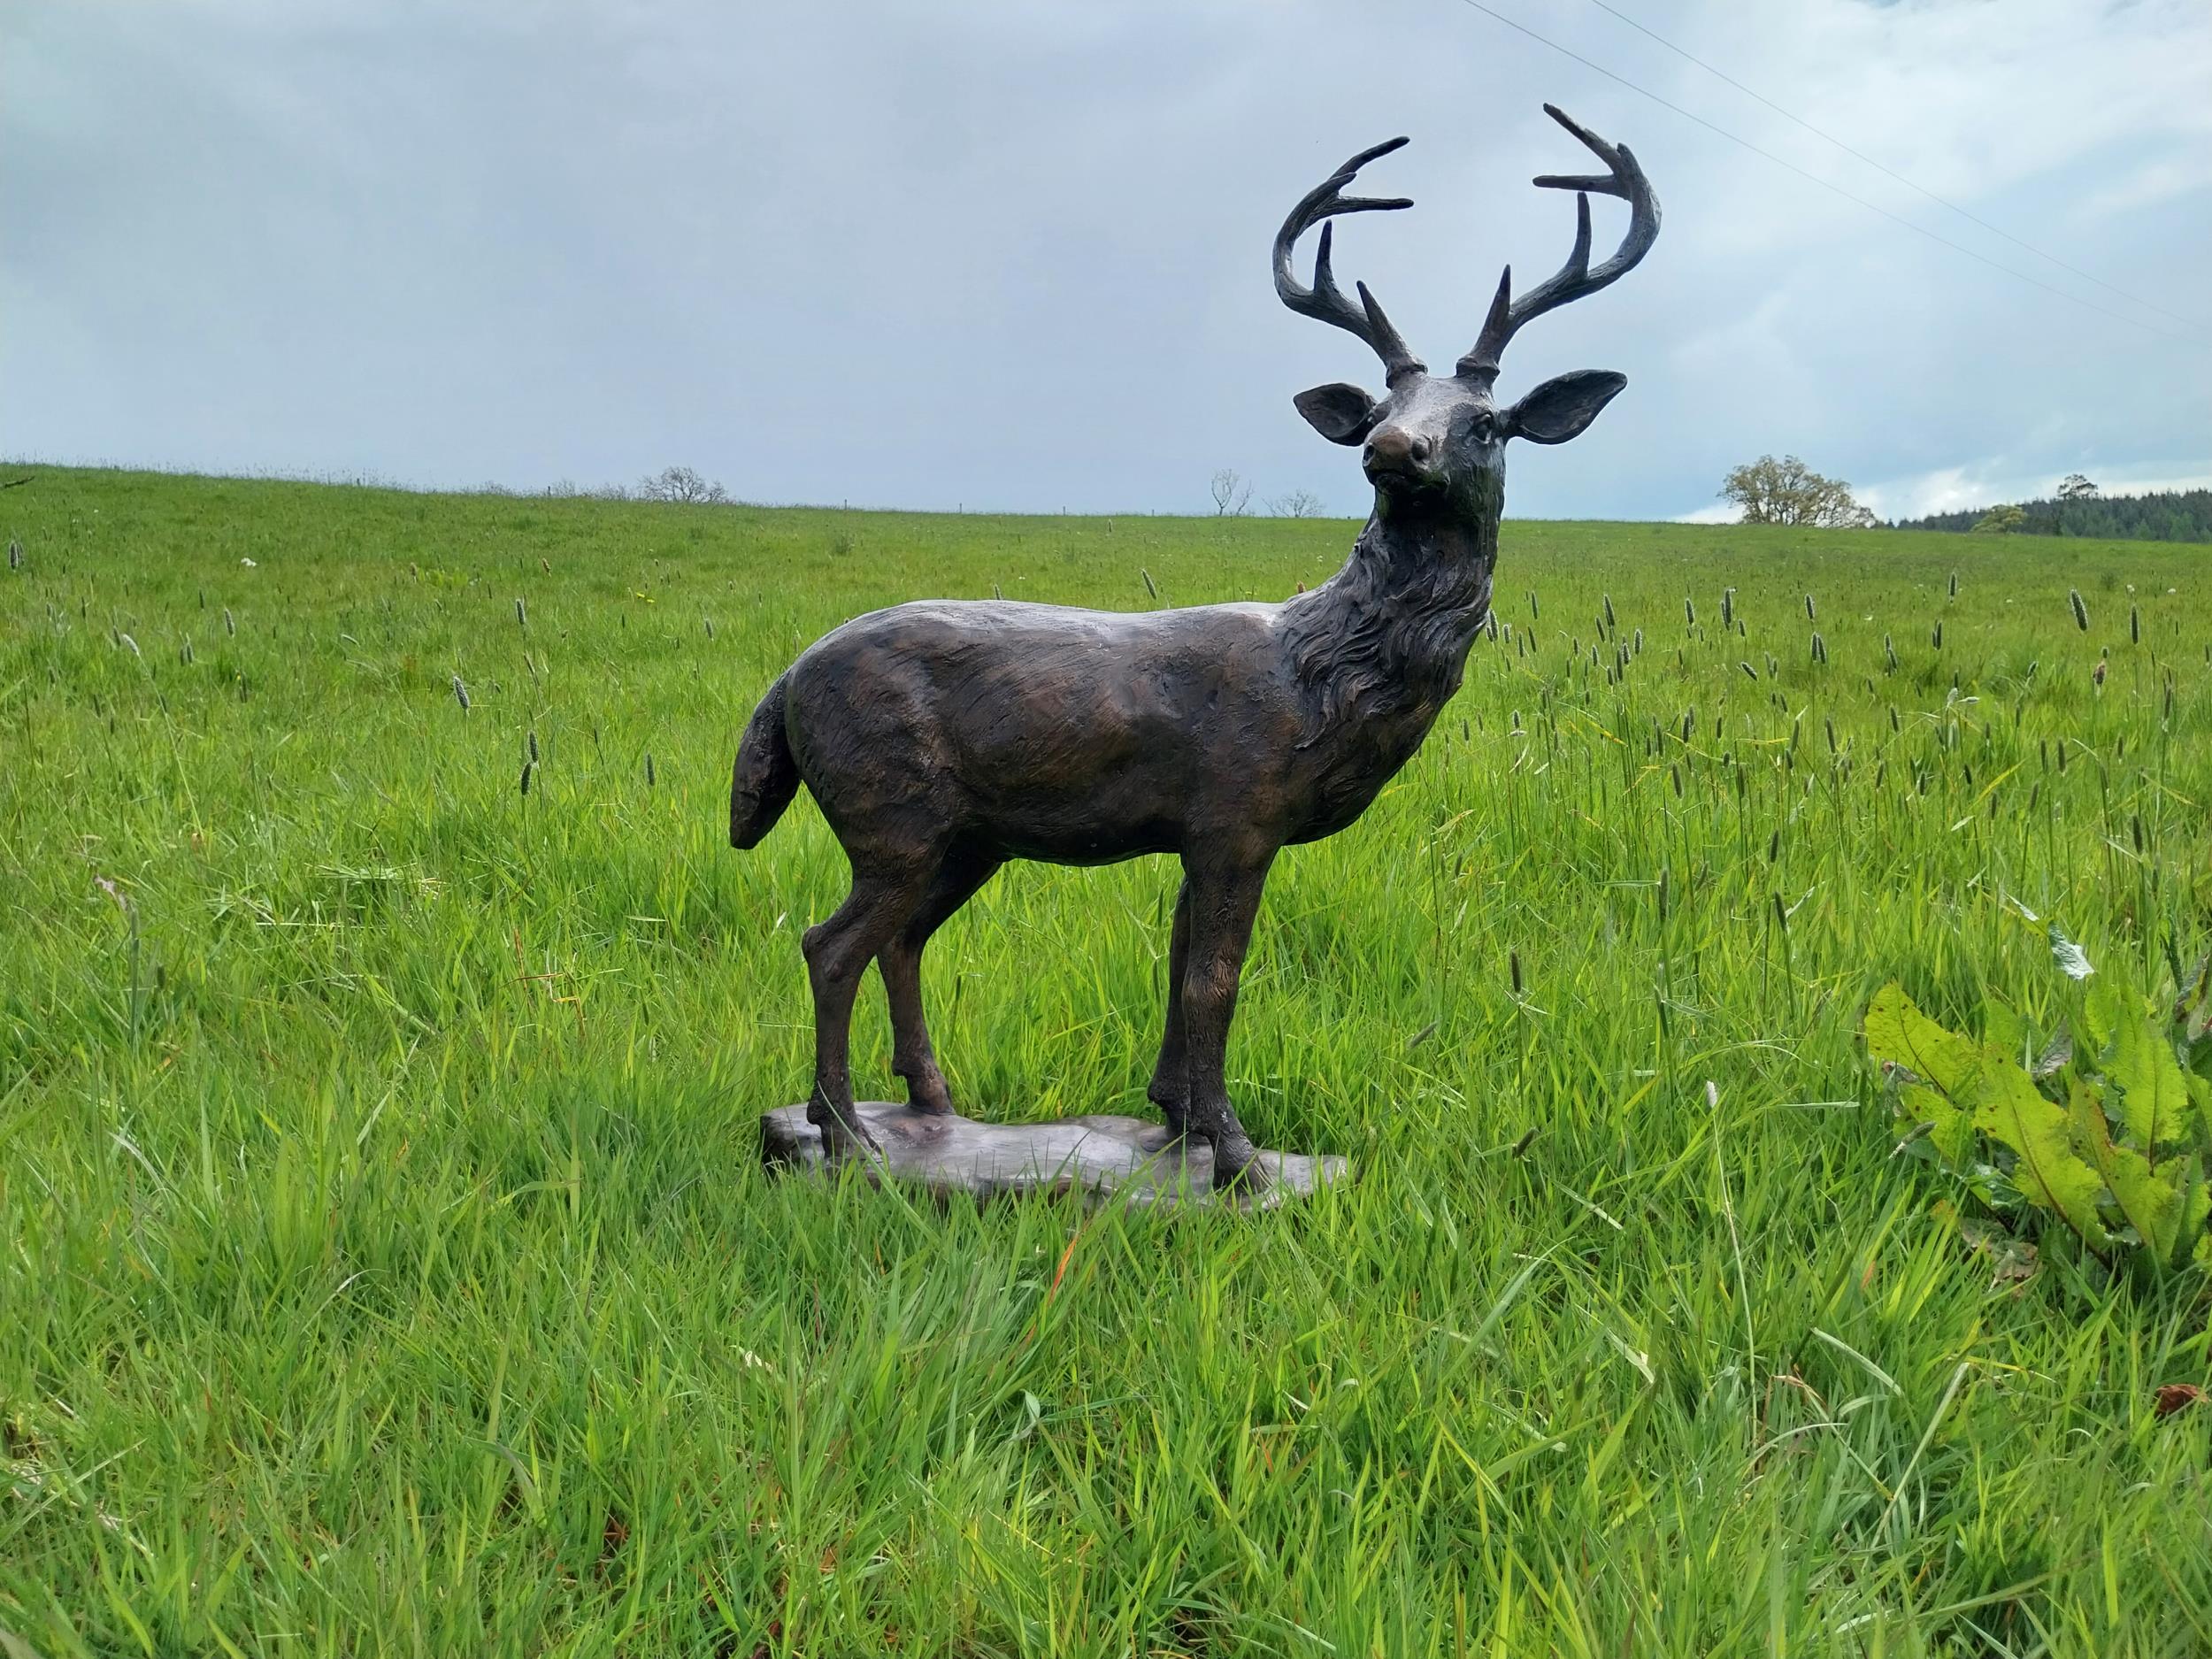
(1583, 0, 2207, 332)
(1450, 0, 2210, 349)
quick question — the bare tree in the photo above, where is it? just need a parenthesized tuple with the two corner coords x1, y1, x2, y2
(639, 465, 731, 505)
(1719, 455, 1875, 527)
(1269, 489, 1325, 518)
(1210, 468, 1252, 517)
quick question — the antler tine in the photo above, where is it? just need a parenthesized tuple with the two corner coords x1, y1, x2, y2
(1457, 104, 1661, 382)
(1273, 137, 1425, 383)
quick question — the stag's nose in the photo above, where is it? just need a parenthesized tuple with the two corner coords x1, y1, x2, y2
(1363, 426, 1435, 480)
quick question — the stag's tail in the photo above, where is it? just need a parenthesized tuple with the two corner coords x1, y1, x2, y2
(730, 672, 800, 849)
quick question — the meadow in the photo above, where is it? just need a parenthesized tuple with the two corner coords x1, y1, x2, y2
(3, 465, 2208, 1656)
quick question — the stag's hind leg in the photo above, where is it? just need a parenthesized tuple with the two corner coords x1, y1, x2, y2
(803, 860, 931, 1161)
(878, 846, 1002, 1116)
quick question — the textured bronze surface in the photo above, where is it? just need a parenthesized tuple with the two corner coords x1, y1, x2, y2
(732, 105, 1658, 1190)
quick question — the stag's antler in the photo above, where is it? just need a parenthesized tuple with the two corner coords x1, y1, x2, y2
(1273, 137, 1425, 385)
(1457, 104, 1660, 385)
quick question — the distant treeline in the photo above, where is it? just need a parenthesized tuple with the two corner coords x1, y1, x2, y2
(1893, 488, 2212, 544)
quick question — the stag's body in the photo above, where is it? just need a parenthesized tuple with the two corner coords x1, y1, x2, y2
(733, 106, 1656, 1186)
(751, 518, 1493, 861)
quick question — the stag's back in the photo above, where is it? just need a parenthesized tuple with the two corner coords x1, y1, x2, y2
(781, 597, 1296, 864)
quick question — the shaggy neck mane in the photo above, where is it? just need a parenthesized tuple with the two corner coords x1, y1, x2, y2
(1281, 488, 1500, 747)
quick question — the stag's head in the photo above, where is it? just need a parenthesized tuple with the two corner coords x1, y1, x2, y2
(1274, 106, 1658, 520)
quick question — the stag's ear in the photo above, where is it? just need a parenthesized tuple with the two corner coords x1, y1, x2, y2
(1294, 383, 1381, 445)
(1503, 370, 1627, 445)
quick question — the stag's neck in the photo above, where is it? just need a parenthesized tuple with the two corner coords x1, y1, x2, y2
(1329, 504, 1498, 626)
(1282, 488, 1500, 741)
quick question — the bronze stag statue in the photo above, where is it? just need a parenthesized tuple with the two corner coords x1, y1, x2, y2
(733, 104, 1658, 1188)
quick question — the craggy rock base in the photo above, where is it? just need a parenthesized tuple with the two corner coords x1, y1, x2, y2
(759, 1102, 1347, 1210)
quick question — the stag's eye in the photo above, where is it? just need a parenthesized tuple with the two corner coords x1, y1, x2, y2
(1467, 411, 1496, 444)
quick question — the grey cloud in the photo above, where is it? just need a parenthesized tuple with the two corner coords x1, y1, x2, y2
(4, 0, 2208, 520)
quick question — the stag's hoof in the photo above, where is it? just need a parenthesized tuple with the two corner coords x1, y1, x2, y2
(903, 1072, 956, 1117)
(811, 1108, 883, 1166)
(1209, 1131, 1274, 1194)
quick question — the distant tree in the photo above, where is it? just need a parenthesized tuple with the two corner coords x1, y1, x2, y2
(1718, 455, 1875, 527)
(639, 465, 730, 505)
(1270, 489, 1325, 518)
(1971, 503, 2027, 534)
(1210, 469, 1252, 517)
(2057, 473, 2100, 501)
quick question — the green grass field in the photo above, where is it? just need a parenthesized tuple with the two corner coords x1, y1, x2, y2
(4, 465, 2208, 1656)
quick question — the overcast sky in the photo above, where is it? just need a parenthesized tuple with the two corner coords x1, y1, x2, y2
(5, 0, 2208, 521)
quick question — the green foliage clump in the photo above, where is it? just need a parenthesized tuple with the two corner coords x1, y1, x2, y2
(1868, 958, 2212, 1267)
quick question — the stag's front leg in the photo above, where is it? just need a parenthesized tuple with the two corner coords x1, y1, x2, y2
(1177, 847, 1278, 1191)
(1146, 877, 1194, 1136)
